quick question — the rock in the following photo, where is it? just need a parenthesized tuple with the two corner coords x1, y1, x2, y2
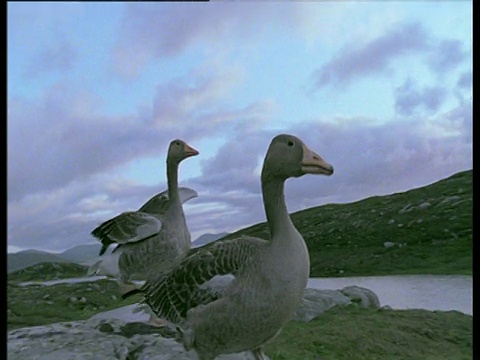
(340, 286, 380, 308)
(388, 219, 395, 224)
(418, 201, 431, 209)
(7, 319, 270, 360)
(293, 288, 351, 322)
(384, 241, 395, 248)
(293, 286, 381, 322)
(399, 204, 413, 214)
(439, 196, 461, 205)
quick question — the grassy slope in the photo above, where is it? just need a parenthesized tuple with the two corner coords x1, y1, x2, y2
(7, 250, 72, 273)
(7, 278, 141, 330)
(265, 306, 472, 360)
(220, 169, 472, 277)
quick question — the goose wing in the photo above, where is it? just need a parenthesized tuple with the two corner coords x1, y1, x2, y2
(138, 187, 198, 214)
(92, 212, 163, 255)
(137, 236, 267, 324)
(93, 187, 197, 256)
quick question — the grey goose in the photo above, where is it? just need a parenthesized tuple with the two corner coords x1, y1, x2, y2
(124, 134, 334, 360)
(88, 139, 199, 296)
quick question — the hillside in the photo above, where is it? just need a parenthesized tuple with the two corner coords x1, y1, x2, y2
(58, 243, 106, 263)
(218, 169, 472, 277)
(8, 262, 90, 283)
(7, 250, 72, 274)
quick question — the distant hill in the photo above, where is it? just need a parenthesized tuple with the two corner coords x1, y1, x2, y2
(7, 244, 106, 273)
(7, 250, 72, 274)
(8, 262, 89, 283)
(192, 232, 230, 248)
(58, 244, 108, 263)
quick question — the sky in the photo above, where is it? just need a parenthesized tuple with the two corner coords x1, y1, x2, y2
(7, 1, 472, 254)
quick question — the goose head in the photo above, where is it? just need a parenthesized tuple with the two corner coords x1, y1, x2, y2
(262, 134, 334, 181)
(167, 139, 199, 164)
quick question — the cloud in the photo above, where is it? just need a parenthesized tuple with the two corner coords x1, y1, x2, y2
(8, 57, 258, 204)
(394, 78, 447, 116)
(7, 84, 163, 202)
(428, 39, 467, 74)
(311, 21, 430, 89)
(151, 63, 245, 128)
(111, 3, 270, 79)
(456, 71, 472, 90)
(25, 38, 77, 78)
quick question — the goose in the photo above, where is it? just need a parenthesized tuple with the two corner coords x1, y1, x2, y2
(123, 134, 334, 360)
(88, 139, 199, 296)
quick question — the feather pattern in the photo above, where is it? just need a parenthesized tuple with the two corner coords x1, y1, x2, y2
(139, 237, 267, 324)
(92, 187, 198, 256)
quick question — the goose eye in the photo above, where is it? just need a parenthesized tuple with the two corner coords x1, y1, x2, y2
(287, 140, 294, 147)
(175, 141, 181, 146)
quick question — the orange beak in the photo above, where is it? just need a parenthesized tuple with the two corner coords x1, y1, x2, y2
(184, 144, 199, 157)
(301, 144, 334, 176)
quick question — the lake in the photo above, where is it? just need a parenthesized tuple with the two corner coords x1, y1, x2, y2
(308, 274, 472, 315)
(19, 274, 472, 316)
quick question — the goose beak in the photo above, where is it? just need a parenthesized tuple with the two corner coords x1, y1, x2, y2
(184, 144, 199, 157)
(301, 145, 334, 176)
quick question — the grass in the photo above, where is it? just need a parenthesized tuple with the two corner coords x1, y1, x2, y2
(265, 306, 472, 360)
(7, 279, 142, 330)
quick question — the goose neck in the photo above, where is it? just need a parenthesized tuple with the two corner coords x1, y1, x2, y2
(167, 160, 180, 206)
(262, 177, 295, 239)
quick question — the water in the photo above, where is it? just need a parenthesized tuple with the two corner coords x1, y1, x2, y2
(18, 275, 472, 316)
(308, 274, 472, 315)
(18, 276, 144, 287)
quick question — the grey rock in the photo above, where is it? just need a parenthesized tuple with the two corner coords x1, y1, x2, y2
(399, 204, 414, 214)
(293, 286, 380, 323)
(7, 318, 269, 360)
(384, 241, 396, 248)
(340, 286, 381, 308)
(418, 201, 431, 209)
(293, 288, 352, 322)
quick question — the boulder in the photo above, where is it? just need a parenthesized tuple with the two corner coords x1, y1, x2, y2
(293, 286, 380, 322)
(293, 288, 352, 322)
(340, 285, 381, 308)
(7, 318, 268, 360)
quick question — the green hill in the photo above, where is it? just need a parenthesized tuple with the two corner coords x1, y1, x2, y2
(8, 262, 90, 283)
(219, 169, 472, 277)
(7, 250, 72, 274)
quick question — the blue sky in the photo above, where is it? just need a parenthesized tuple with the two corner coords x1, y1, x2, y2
(7, 1, 472, 253)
